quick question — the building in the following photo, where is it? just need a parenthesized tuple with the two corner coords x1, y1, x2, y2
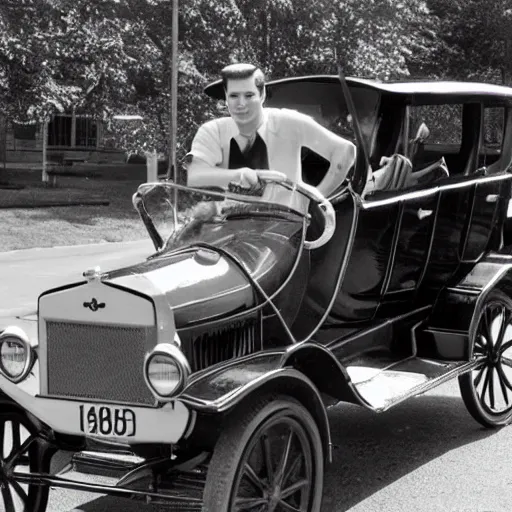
(1, 112, 125, 164)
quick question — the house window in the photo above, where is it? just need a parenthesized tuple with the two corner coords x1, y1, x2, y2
(48, 116, 72, 146)
(76, 117, 97, 147)
(47, 114, 97, 147)
(13, 123, 37, 140)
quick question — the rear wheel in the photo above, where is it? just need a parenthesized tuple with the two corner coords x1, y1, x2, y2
(459, 290, 512, 427)
(0, 401, 53, 512)
(203, 394, 324, 512)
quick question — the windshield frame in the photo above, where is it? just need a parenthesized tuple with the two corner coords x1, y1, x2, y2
(133, 181, 310, 252)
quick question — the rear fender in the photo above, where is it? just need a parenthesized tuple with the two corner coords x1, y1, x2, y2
(419, 252, 512, 360)
(180, 351, 336, 462)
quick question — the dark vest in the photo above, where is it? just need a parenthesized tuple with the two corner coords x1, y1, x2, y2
(228, 133, 269, 170)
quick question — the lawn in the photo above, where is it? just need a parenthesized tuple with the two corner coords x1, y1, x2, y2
(0, 165, 151, 252)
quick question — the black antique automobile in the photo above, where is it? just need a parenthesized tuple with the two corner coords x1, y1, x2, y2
(2, 75, 512, 511)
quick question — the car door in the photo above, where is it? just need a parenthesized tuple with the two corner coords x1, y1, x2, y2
(462, 174, 511, 262)
(463, 105, 511, 261)
(404, 101, 479, 299)
(331, 197, 400, 321)
(421, 176, 475, 295)
(380, 188, 439, 305)
(330, 185, 439, 322)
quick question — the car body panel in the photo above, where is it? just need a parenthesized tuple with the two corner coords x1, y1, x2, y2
(105, 250, 254, 327)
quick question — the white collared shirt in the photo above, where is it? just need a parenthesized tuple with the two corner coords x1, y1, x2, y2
(187, 107, 355, 184)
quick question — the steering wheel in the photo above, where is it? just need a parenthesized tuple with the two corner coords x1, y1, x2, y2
(254, 170, 336, 250)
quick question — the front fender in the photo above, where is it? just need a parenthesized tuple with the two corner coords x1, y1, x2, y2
(419, 252, 512, 360)
(181, 352, 307, 412)
(180, 352, 333, 461)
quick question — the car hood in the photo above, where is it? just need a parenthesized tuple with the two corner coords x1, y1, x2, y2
(103, 248, 254, 328)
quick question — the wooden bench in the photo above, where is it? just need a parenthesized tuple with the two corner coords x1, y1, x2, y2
(46, 155, 88, 186)
(63, 156, 88, 166)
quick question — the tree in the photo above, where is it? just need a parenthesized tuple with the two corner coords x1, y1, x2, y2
(0, 0, 136, 123)
(321, 0, 438, 80)
(0, 0, 443, 184)
(0, 0, 140, 181)
(425, 0, 512, 84)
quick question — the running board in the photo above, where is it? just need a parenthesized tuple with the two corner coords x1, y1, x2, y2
(15, 470, 203, 510)
(71, 450, 144, 477)
(58, 449, 206, 509)
(347, 357, 478, 412)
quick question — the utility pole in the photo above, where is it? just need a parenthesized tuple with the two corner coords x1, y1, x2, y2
(167, 0, 179, 182)
(504, 38, 512, 86)
(42, 120, 49, 183)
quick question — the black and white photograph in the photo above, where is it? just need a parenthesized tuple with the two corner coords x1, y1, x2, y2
(2, 1, 512, 511)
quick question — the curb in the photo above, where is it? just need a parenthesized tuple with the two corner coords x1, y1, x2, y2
(0, 239, 152, 258)
(1, 199, 110, 209)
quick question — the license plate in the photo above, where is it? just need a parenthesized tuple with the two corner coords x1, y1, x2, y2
(79, 404, 136, 437)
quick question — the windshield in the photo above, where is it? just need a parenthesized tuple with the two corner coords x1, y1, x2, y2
(134, 181, 309, 255)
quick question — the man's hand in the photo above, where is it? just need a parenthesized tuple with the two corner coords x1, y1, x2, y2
(228, 167, 262, 195)
(228, 169, 288, 195)
(237, 168, 260, 188)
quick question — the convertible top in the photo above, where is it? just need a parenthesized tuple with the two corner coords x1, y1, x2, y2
(204, 75, 512, 103)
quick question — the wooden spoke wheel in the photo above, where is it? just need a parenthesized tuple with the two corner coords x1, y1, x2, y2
(203, 395, 324, 512)
(459, 290, 512, 427)
(0, 401, 52, 512)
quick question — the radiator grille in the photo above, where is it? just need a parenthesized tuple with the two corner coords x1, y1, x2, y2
(185, 320, 261, 372)
(45, 321, 156, 405)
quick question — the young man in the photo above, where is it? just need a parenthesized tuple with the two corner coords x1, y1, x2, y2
(186, 63, 356, 199)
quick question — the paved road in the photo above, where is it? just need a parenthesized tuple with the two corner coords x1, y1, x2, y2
(47, 380, 512, 512)
(0, 240, 154, 329)
(2, 242, 512, 511)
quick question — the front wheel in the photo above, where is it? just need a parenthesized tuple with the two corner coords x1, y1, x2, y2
(0, 401, 54, 512)
(459, 290, 512, 428)
(203, 394, 324, 512)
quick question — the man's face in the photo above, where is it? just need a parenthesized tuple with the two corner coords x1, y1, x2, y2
(225, 77, 264, 127)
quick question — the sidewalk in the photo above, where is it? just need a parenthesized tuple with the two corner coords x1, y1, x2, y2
(0, 239, 154, 319)
(2, 161, 147, 177)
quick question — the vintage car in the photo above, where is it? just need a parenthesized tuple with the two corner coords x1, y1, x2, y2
(2, 74, 512, 512)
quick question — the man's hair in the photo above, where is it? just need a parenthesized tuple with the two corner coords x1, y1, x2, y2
(221, 63, 266, 96)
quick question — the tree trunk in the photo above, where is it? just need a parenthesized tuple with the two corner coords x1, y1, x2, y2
(167, 0, 179, 183)
(259, 3, 269, 67)
(146, 150, 158, 182)
(0, 117, 7, 185)
(502, 38, 512, 86)
(42, 121, 49, 183)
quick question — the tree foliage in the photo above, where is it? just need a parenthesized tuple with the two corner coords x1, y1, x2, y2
(3, 0, 512, 169)
(426, 0, 512, 83)
(0, 0, 134, 122)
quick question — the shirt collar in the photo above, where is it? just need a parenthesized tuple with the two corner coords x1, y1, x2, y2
(255, 109, 275, 145)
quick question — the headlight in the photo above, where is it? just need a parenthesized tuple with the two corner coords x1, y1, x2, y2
(144, 343, 190, 399)
(0, 327, 33, 382)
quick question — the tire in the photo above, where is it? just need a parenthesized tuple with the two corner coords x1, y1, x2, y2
(202, 394, 324, 512)
(0, 400, 54, 512)
(459, 290, 512, 428)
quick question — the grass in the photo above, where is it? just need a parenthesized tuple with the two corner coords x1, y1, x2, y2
(0, 165, 150, 252)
